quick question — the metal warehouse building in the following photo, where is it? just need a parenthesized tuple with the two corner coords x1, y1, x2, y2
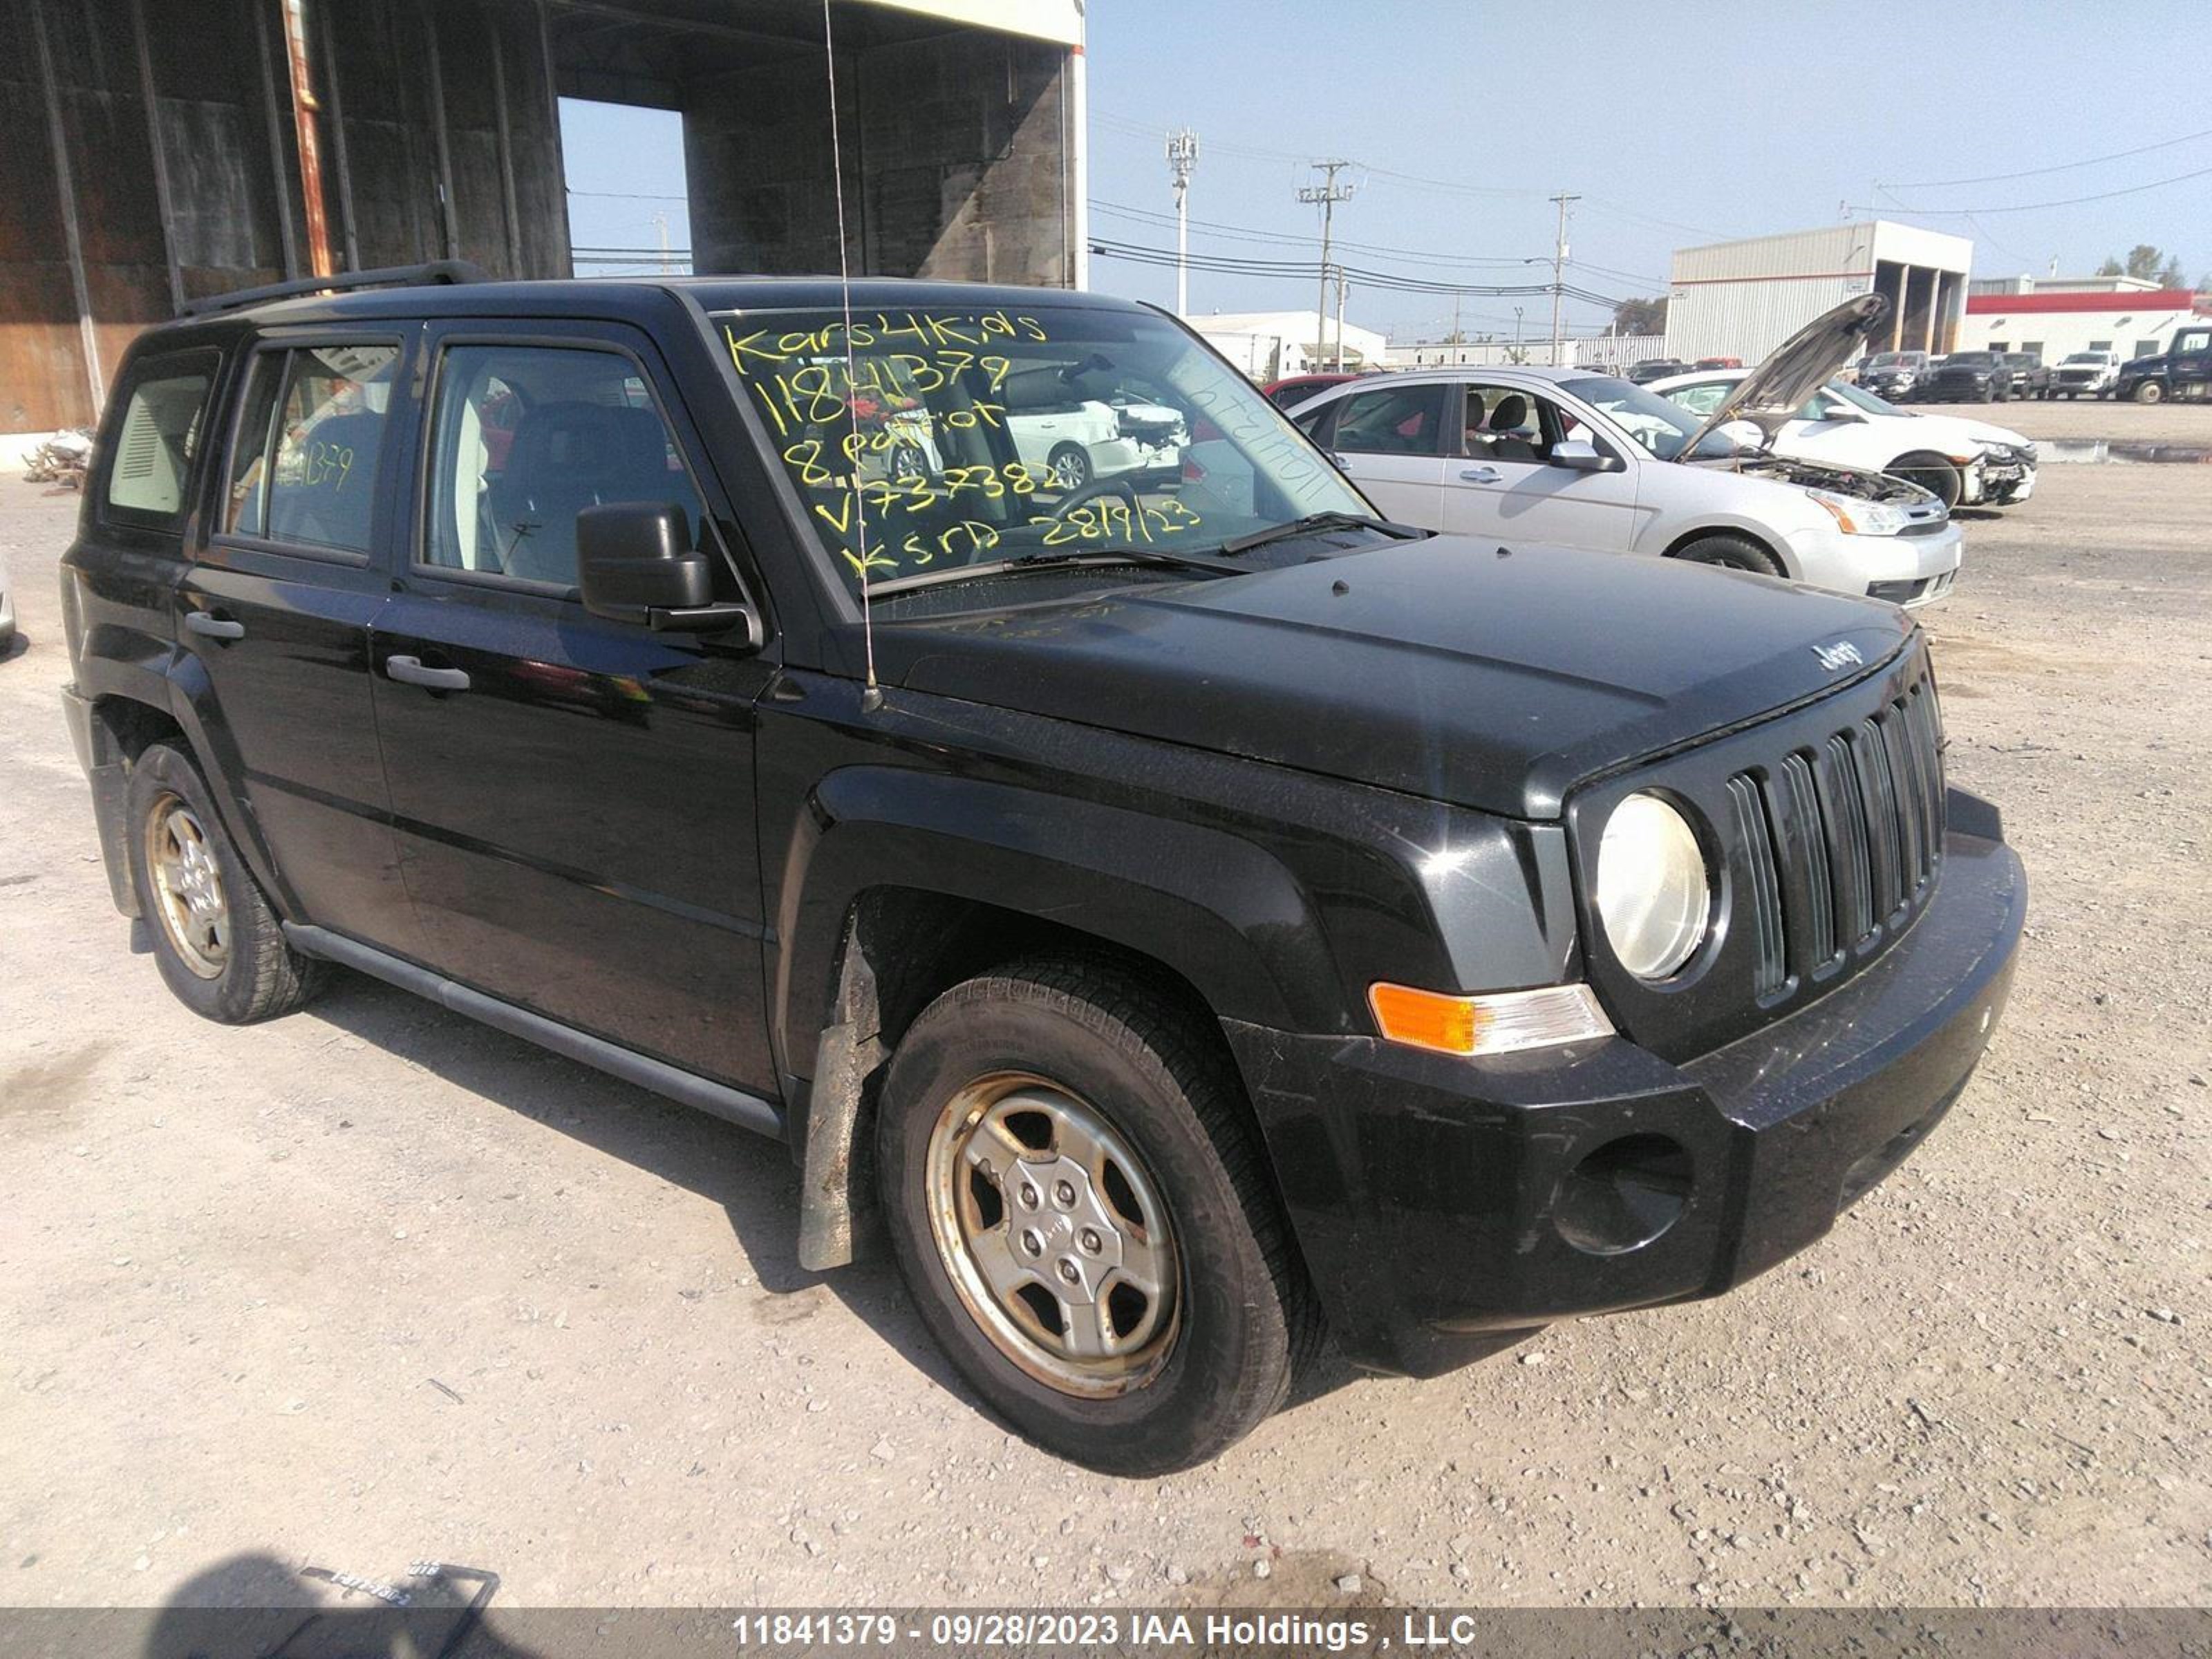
(1, 0, 1084, 440)
(1667, 221, 1973, 364)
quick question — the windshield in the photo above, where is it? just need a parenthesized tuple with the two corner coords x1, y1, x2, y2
(1559, 375, 1743, 462)
(715, 303, 1371, 603)
(1827, 379, 1907, 416)
(2061, 353, 2106, 365)
(1947, 353, 2000, 368)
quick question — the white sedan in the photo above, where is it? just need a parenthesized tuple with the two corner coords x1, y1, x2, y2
(1289, 367, 1962, 608)
(1647, 369, 2035, 509)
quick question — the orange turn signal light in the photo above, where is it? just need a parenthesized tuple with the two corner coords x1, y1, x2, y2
(1368, 981, 1613, 1058)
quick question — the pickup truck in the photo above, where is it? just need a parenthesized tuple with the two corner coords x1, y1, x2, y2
(2049, 350, 2121, 400)
(58, 266, 2027, 1474)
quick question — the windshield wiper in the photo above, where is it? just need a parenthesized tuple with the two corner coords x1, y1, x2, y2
(868, 547, 1250, 597)
(1217, 511, 1427, 555)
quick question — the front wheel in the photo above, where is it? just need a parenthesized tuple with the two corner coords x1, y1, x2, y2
(876, 959, 1319, 1475)
(126, 742, 324, 1024)
(1891, 453, 1962, 509)
(2133, 379, 2166, 404)
(1671, 532, 1786, 578)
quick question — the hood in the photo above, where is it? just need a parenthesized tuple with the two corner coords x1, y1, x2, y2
(1681, 293, 1893, 456)
(877, 538, 1913, 819)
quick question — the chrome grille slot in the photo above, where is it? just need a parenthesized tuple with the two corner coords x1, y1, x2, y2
(1774, 752, 1835, 971)
(1819, 731, 1875, 946)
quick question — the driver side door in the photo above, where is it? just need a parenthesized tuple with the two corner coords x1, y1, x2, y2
(1442, 383, 1642, 552)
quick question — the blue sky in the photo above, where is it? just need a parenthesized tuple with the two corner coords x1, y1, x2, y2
(561, 1, 2211, 340)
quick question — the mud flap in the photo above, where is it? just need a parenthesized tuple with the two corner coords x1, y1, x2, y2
(796, 917, 889, 1271)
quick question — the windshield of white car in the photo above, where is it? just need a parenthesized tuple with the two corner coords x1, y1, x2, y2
(2061, 353, 2107, 365)
(1559, 376, 1744, 462)
(713, 305, 1371, 605)
(1827, 379, 1907, 417)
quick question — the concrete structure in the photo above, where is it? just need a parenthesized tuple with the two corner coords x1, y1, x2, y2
(1667, 221, 1972, 364)
(1383, 334, 1667, 373)
(1956, 277, 2211, 362)
(1, 0, 1082, 438)
(1191, 309, 1389, 379)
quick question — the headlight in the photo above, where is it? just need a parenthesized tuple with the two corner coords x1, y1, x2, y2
(1595, 792, 1712, 980)
(1806, 487, 1909, 537)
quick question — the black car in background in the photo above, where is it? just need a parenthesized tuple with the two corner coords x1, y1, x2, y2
(2002, 353, 2051, 400)
(1922, 351, 2013, 402)
(1625, 357, 1689, 384)
(1858, 350, 1932, 402)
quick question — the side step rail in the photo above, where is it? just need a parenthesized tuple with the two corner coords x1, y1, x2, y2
(283, 924, 784, 1141)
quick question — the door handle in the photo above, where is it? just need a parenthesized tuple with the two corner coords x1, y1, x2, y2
(384, 655, 471, 692)
(184, 610, 245, 640)
(1459, 467, 1503, 484)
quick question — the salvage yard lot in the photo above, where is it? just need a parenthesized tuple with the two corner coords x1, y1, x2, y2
(1, 430, 2206, 1610)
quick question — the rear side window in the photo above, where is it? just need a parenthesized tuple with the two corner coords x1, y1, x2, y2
(223, 342, 400, 554)
(102, 351, 218, 531)
(1333, 384, 1446, 456)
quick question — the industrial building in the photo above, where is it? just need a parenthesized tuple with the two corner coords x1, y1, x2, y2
(1190, 309, 1390, 381)
(1, 0, 1084, 442)
(1956, 273, 2211, 362)
(1665, 221, 1973, 364)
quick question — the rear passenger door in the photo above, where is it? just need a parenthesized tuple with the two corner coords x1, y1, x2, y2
(370, 321, 780, 1094)
(179, 331, 422, 957)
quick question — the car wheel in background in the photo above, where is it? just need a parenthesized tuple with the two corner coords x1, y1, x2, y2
(2133, 380, 2165, 404)
(125, 742, 325, 1024)
(1891, 453, 1963, 509)
(1047, 443, 1093, 491)
(876, 957, 1321, 1475)
(887, 440, 930, 479)
(1671, 534, 1786, 579)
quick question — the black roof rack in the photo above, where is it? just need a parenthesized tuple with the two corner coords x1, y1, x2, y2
(177, 260, 491, 319)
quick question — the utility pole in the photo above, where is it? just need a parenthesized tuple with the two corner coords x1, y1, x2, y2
(1512, 306, 1524, 363)
(1335, 272, 1349, 370)
(1548, 191, 1580, 367)
(1298, 160, 1355, 369)
(1165, 128, 1198, 317)
(654, 211, 672, 274)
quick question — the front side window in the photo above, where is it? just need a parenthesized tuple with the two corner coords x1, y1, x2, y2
(423, 343, 706, 589)
(224, 343, 399, 554)
(1462, 385, 1551, 461)
(103, 351, 217, 530)
(1334, 384, 1446, 456)
(715, 303, 1367, 602)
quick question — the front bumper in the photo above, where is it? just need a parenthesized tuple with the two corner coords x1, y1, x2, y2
(1223, 794, 2024, 1378)
(1788, 518, 1963, 607)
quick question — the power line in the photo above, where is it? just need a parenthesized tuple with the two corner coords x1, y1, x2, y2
(1087, 236, 1627, 306)
(1868, 162, 2212, 216)
(1090, 198, 1552, 270)
(566, 187, 690, 201)
(1891, 124, 2212, 189)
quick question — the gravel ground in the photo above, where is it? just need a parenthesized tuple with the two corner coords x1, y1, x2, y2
(1, 431, 2206, 1615)
(1909, 397, 2212, 447)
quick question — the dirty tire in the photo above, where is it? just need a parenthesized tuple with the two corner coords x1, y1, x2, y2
(877, 958, 1320, 1476)
(1671, 533, 1786, 579)
(2133, 379, 2166, 404)
(126, 742, 324, 1024)
(1892, 453, 1963, 509)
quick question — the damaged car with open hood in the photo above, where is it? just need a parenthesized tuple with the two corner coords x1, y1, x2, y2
(62, 268, 2021, 1475)
(1292, 293, 1965, 608)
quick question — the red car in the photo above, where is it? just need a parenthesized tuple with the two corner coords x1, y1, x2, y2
(1259, 371, 1371, 411)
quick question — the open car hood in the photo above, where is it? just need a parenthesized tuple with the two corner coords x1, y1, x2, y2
(1681, 292, 1893, 456)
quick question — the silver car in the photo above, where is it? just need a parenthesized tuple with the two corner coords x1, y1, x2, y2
(1288, 297, 1964, 608)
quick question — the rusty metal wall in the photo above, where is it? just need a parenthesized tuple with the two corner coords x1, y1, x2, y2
(0, 0, 569, 434)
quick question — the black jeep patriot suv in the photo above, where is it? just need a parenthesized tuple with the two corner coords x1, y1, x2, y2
(60, 267, 2025, 1474)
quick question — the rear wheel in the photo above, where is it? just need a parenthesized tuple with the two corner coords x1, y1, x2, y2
(876, 959, 1318, 1475)
(1671, 533, 1785, 579)
(1046, 442, 1093, 491)
(126, 742, 324, 1024)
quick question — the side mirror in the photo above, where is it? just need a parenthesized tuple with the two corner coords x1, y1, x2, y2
(1716, 418, 1765, 453)
(577, 503, 759, 641)
(1551, 438, 1624, 474)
